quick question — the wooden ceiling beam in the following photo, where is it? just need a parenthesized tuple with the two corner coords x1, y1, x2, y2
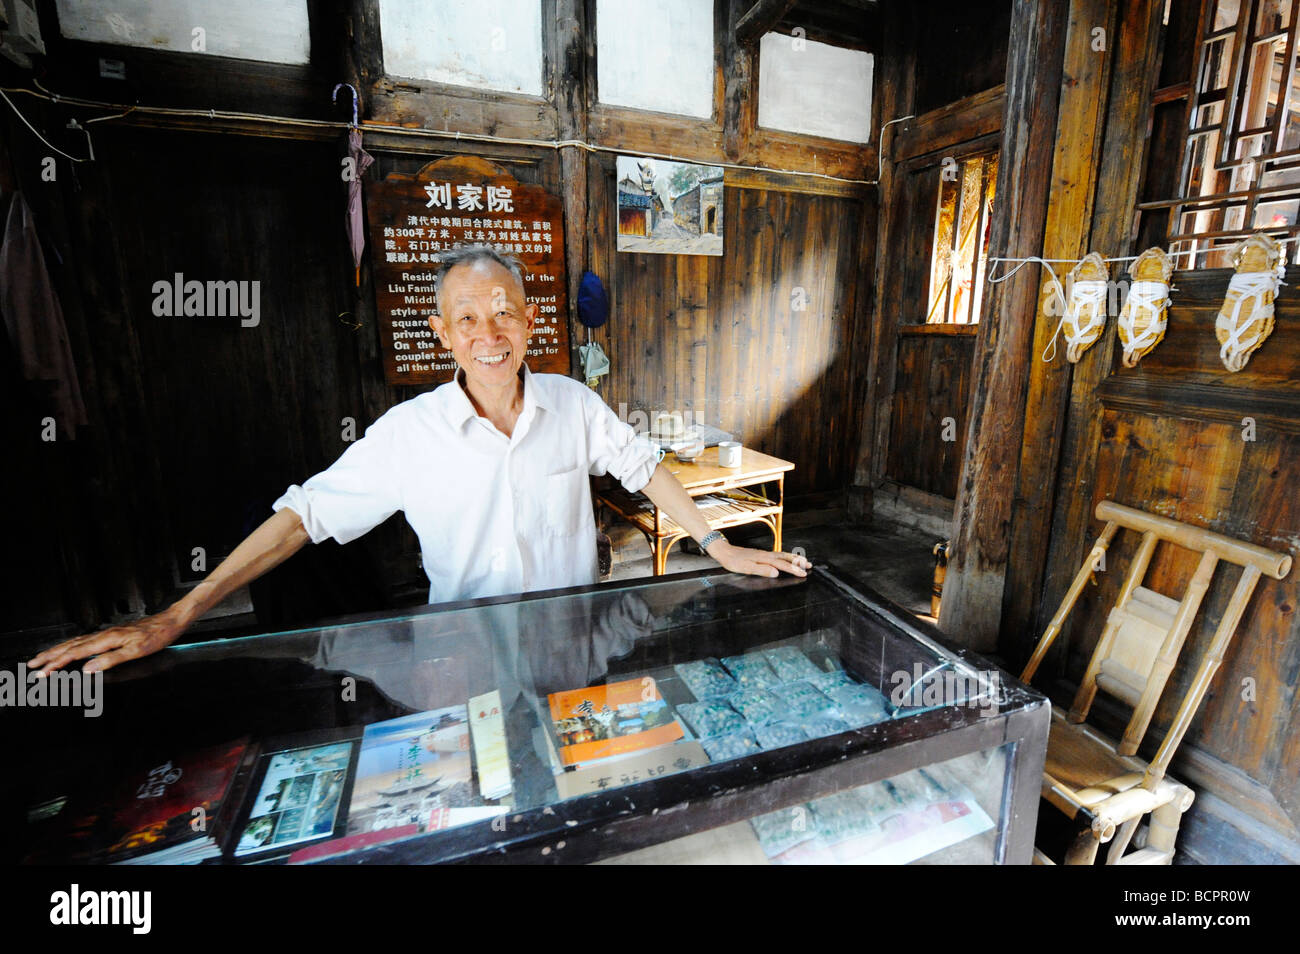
(736, 0, 800, 46)
(773, 11, 874, 52)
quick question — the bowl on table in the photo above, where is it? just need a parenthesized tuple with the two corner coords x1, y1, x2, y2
(671, 437, 706, 462)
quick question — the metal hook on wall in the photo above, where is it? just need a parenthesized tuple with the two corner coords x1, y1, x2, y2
(332, 83, 359, 127)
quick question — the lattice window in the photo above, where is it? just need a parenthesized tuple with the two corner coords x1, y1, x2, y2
(926, 151, 998, 324)
(1163, 0, 1300, 267)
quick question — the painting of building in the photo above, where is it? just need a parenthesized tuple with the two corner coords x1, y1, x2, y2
(616, 156, 724, 255)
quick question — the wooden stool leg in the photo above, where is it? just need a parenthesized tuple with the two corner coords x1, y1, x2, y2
(774, 476, 784, 552)
(1064, 827, 1102, 865)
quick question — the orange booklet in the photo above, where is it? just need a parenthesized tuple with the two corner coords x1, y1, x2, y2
(547, 677, 685, 767)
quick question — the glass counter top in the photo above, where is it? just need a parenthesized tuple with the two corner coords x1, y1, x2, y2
(2, 565, 1046, 865)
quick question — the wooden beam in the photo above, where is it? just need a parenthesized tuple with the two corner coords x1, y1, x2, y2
(775, 3, 877, 52)
(848, 0, 915, 521)
(936, 0, 1069, 651)
(724, 0, 758, 163)
(724, 166, 869, 198)
(1000, 0, 1118, 654)
(556, 0, 588, 377)
(891, 86, 1005, 162)
(736, 0, 799, 46)
(351, 0, 385, 96)
(1038, 0, 1168, 672)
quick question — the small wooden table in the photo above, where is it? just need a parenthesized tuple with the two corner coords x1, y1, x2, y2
(596, 447, 795, 575)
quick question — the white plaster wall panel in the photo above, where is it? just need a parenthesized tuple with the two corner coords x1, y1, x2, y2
(757, 32, 873, 143)
(379, 0, 544, 96)
(596, 0, 714, 118)
(55, 0, 311, 64)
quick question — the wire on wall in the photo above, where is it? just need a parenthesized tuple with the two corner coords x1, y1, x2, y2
(0, 81, 879, 186)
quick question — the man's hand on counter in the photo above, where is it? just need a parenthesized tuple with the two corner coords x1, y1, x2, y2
(29, 508, 311, 674)
(28, 604, 191, 675)
(638, 464, 810, 580)
(707, 540, 810, 579)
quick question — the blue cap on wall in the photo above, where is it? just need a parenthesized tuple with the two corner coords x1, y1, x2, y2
(577, 270, 609, 328)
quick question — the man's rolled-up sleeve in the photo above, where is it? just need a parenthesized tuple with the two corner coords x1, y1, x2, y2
(272, 411, 404, 545)
(582, 390, 660, 493)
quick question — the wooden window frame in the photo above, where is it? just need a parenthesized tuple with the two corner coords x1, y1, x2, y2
(1149, 0, 1300, 263)
(925, 147, 998, 325)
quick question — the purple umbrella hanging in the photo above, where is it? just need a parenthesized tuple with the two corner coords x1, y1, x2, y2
(334, 83, 373, 286)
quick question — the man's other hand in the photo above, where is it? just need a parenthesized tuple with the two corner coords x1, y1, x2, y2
(709, 542, 810, 579)
(27, 606, 188, 675)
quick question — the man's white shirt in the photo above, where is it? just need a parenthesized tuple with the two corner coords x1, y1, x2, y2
(273, 365, 660, 605)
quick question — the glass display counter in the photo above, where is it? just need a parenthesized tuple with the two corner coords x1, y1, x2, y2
(3, 565, 1048, 865)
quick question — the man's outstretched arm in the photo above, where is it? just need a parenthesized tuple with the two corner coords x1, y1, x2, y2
(638, 464, 809, 579)
(28, 507, 312, 675)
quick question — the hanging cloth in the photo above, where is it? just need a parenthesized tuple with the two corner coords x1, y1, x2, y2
(1116, 247, 1173, 368)
(0, 192, 88, 438)
(577, 270, 610, 387)
(1216, 233, 1283, 373)
(579, 340, 610, 387)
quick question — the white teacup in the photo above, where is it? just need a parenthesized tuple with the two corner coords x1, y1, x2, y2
(718, 441, 741, 467)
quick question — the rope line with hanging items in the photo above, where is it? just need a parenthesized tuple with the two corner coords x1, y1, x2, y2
(985, 235, 1292, 367)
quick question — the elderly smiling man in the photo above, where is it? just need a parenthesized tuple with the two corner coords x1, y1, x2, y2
(31, 245, 809, 675)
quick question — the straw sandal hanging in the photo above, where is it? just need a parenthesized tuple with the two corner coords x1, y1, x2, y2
(1116, 247, 1173, 368)
(1062, 252, 1111, 363)
(1216, 233, 1283, 373)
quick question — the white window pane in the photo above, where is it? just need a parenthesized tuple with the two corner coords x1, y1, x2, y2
(757, 33, 873, 143)
(55, 0, 310, 65)
(379, 0, 543, 96)
(597, 0, 714, 118)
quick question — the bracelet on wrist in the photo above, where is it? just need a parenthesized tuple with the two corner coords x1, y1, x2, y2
(700, 530, 726, 552)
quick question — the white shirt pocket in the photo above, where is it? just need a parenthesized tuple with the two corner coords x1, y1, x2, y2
(545, 465, 589, 537)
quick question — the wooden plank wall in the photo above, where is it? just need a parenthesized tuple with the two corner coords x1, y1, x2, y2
(886, 330, 977, 498)
(587, 156, 870, 498)
(1, 0, 877, 636)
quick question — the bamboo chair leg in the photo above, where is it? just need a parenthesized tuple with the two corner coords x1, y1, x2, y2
(1021, 523, 1119, 683)
(1070, 530, 1159, 722)
(1144, 566, 1262, 786)
(1105, 817, 1141, 864)
(1145, 797, 1189, 863)
(1064, 827, 1102, 865)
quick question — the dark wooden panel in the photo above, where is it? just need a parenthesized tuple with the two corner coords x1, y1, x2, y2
(893, 89, 1005, 163)
(884, 333, 975, 498)
(911, 0, 1013, 115)
(1107, 280, 1300, 388)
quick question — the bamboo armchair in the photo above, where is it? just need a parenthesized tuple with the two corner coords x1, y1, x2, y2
(1021, 500, 1292, 865)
